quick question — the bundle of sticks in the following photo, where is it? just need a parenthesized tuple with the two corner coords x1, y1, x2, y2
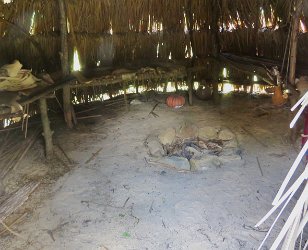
(0, 128, 41, 180)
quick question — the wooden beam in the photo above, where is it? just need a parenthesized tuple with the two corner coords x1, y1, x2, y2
(72, 73, 186, 88)
(16, 73, 184, 108)
(20, 76, 75, 106)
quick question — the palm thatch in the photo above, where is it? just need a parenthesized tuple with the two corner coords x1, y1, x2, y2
(0, 0, 306, 73)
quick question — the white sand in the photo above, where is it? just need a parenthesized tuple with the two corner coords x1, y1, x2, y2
(1, 96, 299, 249)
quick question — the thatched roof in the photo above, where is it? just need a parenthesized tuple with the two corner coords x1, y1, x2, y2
(0, 0, 307, 72)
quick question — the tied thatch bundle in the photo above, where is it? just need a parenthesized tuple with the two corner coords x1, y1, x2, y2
(0, 60, 40, 91)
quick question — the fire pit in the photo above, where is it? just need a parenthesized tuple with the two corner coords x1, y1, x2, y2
(145, 123, 244, 171)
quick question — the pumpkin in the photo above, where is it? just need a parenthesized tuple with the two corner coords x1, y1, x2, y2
(166, 95, 185, 108)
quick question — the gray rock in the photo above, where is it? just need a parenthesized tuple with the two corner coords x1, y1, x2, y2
(223, 139, 238, 149)
(190, 155, 222, 171)
(198, 126, 218, 140)
(186, 146, 203, 159)
(177, 122, 199, 139)
(158, 127, 176, 145)
(130, 99, 143, 105)
(161, 156, 191, 171)
(146, 135, 165, 157)
(218, 128, 235, 141)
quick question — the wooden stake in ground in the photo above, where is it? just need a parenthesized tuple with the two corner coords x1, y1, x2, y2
(58, 0, 74, 128)
(39, 98, 53, 159)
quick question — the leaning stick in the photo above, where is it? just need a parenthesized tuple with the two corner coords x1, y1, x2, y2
(85, 147, 103, 164)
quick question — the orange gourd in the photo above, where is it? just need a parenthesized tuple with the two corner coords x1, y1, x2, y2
(166, 95, 185, 108)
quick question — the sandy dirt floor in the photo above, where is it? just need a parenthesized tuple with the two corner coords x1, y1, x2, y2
(0, 94, 302, 249)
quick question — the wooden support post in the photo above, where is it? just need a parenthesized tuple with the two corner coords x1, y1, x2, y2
(163, 82, 168, 93)
(186, 0, 196, 106)
(289, 0, 303, 86)
(84, 88, 89, 104)
(244, 85, 248, 93)
(250, 84, 254, 94)
(58, 0, 75, 128)
(254, 3, 260, 56)
(211, 1, 221, 104)
(39, 98, 53, 159)
(63, 87, 74, 128)
(135, 82, 139, 94)
(288, 0, 303, 143)
(123, 83, 128, 109)
(175, 81, 179, 92)
(188, 75, 193, 106)
(213, 83, 219, 103)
